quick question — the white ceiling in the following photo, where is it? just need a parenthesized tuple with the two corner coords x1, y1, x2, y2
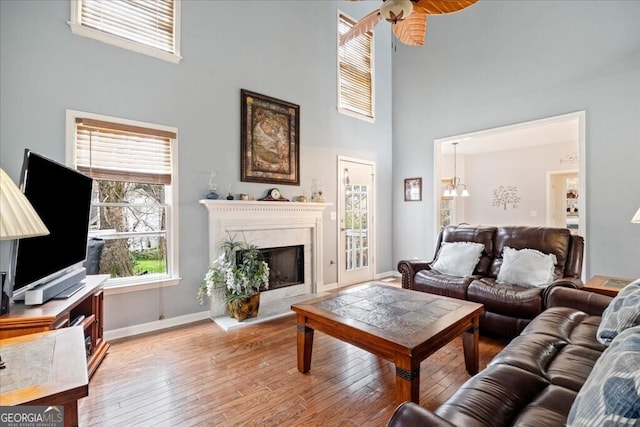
(441, 116, 579, 154)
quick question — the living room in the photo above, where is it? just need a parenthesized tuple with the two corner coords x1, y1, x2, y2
(1, 0, 639, 425)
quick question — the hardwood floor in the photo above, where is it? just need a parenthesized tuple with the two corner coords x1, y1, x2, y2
(79, 284, 505, 426)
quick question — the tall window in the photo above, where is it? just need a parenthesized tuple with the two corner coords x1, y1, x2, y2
(69, 0, 182, 64)
(67, 111, 179, 290)
(338, 12, 374, 121)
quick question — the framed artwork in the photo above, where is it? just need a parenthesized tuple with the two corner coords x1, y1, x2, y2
(241, 89, 300, 185)
(404, 177, 422, 201)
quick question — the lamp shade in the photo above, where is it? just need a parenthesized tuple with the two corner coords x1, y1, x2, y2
(632, 207, 640, 224)
(0, 168, 49, 240)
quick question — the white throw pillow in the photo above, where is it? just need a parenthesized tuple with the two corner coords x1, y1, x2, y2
(496, 246, 557, 287)
(431, 242, 484, 277)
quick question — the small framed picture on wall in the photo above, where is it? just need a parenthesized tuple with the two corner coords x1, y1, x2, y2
(404, 177, 422, 201)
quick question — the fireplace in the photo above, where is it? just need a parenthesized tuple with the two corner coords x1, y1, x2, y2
(200, 200, 330, 319)
(255, 245, 304, 290)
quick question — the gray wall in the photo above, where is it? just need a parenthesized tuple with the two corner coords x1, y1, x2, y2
(392, 0, 640, 279)
(0, 1, 394, 331)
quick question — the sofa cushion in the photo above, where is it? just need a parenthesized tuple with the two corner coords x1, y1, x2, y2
(497, 246, 557, 287)
(467, 278, 543, 318)
(414, 270, 472, 299)
(431, 241, 484, 277)
(491, 226, 571, 279)
(567, 325, 640, 426)
(440, 224, 496, 275)
(597, 279, 640, 345)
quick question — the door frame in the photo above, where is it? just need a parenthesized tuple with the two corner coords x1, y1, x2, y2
(433, 110, 587, 275)
(337, 155, 376, 287)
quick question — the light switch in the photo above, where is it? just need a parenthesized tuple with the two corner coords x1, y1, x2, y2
(330, 211, 336, 221)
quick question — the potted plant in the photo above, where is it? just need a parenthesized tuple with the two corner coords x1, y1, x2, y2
(198, 233, 270, 321)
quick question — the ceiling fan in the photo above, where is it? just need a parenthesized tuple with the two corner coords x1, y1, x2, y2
(340, 0, 478, 47)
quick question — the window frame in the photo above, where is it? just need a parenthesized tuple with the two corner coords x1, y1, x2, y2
(68, 0, 183, 64)
(337, 10, 375, 123)
(66, 110, 181, 295)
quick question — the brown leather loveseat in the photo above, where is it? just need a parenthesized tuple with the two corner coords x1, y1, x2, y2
(398, 225, 584, 338)
(386, 287, 615, 426)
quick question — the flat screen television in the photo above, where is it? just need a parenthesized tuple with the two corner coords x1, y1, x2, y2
(9, 149, 93, 302)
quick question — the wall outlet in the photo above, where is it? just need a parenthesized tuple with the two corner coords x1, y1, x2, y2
(530, 210, 538, 217)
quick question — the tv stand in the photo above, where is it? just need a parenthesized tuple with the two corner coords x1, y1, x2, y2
(0, 274, 109, 378)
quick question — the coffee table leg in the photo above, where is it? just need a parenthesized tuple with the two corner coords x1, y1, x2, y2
(296, 314, 314, 373)
(395, 357, 420, 403)
(462, 315, 480, 375)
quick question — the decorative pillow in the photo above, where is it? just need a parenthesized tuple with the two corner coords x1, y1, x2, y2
(597, 279, 640, 345)
(496, 246, 557, 287)
(431, 242, 484, 277)
(567, 325, 640, 426)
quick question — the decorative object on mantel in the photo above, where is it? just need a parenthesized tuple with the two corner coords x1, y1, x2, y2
(492, 185, 521, 210)
(443, 142, 470, 197)
(241, 89, 300, 185)
(197, 233, 270, 321)
(206, 171, 219, 199)
(259, 188, 289, 202)
(311, 179, 325, 202)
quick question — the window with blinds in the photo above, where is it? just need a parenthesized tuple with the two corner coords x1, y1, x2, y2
(69, 0, 182, 64)
(69, 111, 179, 289)
(338, 13, 375, 121)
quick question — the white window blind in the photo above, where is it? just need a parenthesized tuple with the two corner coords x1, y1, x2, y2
(75, 118, 175, 185)
(79, 0, 176, 54)
(338, 13, 374, 120)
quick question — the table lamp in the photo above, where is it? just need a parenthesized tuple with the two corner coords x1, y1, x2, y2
(0, 167, 49, 368)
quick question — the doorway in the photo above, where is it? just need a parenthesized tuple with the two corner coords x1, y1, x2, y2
(337, 156, 375, 286)
(433, 111, 586, 269)
(547, 171, 580, 234)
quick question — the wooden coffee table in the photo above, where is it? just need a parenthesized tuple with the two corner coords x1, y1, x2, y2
(291, 283, 484, 404)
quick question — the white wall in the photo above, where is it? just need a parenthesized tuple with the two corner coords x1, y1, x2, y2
(463, 141, 576, 226)
(392, 1, 640, 278)
(0, 1, 394, 331)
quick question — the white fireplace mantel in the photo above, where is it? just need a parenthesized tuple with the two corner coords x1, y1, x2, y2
(200, 200, 331, 318)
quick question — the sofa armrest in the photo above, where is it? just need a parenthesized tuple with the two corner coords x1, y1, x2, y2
(397, 260, 432, 290)
(544, 286, 612, 316)
(387, 402, 455, 427)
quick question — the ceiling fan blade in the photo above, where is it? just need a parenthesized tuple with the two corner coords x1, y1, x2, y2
(412, 0, 478, 15)
(393, 13, 427, 46)
(340, 8, 383, 46)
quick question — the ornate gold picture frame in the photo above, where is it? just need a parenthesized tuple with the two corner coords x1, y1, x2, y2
(241, 89, 300, 185)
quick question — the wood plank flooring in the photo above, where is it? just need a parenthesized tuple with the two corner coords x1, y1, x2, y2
(79, 285, 505, 426)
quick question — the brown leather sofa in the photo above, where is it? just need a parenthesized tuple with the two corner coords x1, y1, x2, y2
(397, 225, 584, 338)
(386, 286, 612, 427)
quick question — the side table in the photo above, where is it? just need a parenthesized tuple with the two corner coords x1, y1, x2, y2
(0, 327, 88, 427)
(583, 275, 635, 297)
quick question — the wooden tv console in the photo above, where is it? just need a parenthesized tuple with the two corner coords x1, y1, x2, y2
(0, 274, 109, 378)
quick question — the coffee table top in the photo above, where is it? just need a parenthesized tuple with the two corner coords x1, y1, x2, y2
(291, 283, 483, 350)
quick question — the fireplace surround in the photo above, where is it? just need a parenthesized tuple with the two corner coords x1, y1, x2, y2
(200, 200, 330, 321)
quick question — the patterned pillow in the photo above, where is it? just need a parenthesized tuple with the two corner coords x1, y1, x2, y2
(431, 242, 484, 277)
(597, 279, 640, 345)
(567, 325, 640, 426)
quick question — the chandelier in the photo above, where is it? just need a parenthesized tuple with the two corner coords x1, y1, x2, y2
(443, 142, 470, 197)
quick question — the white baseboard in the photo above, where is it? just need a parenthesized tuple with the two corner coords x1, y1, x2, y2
(104, 270, 400, 341)
(104, 310, 211, 341)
